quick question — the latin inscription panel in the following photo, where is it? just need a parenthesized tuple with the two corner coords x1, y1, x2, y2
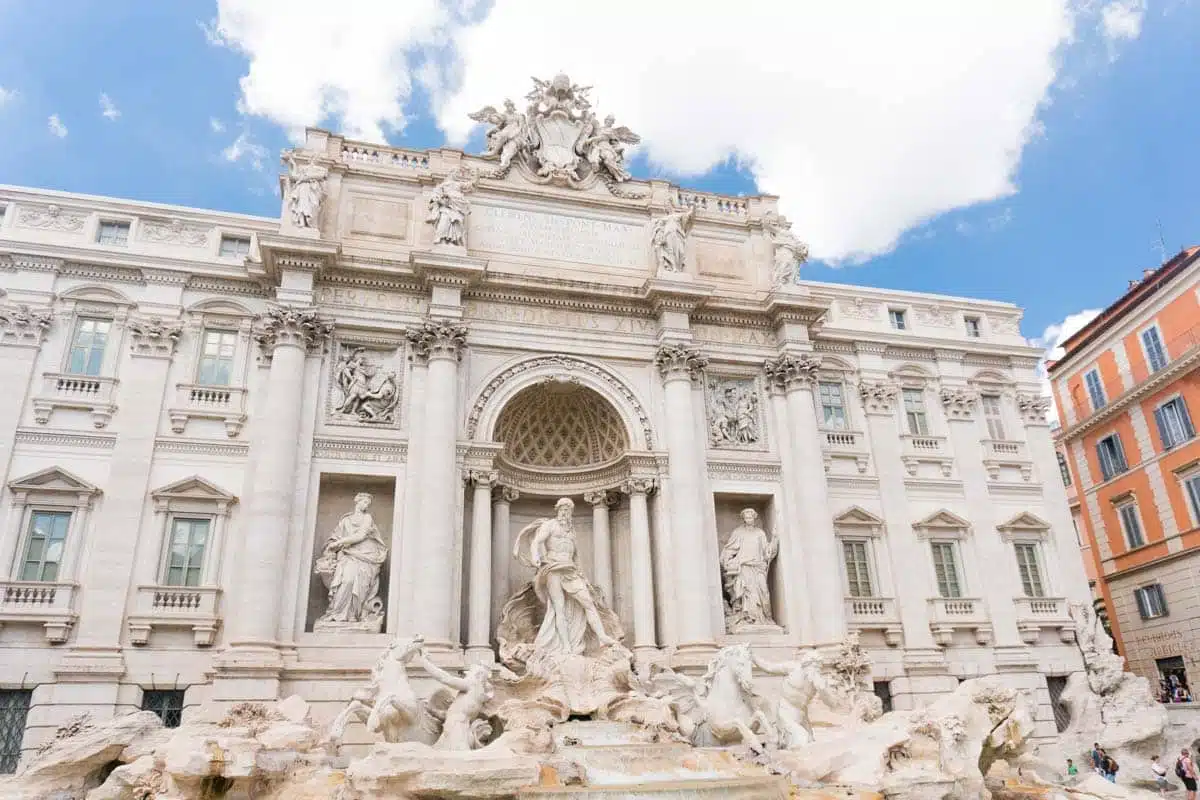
(469, 204, 646, 269)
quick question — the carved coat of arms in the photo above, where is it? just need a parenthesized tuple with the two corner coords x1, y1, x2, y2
(468, 74, 641, 192)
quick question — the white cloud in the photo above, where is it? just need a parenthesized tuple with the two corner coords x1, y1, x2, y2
(211, 1, 1138, 261)
(210, 0, 463, 141)
(47, 114, 67, 138)
(210, 117, 226, 133)
(1101, 0, 1146, 43)
(99, 93, 120, 121)
(221, 131, 269, 170)
(1029, 308, 1103, 425)
(0, 87, 15, 107)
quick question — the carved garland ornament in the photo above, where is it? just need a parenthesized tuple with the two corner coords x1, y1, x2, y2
(466, 355, 655, 449)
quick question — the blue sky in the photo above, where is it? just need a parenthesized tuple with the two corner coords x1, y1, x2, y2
(1, 1, 1197, 351)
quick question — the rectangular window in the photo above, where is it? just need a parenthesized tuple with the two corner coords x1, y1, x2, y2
(1084, 369, 1106, 410)
(0, 690, 32, 773)
(873, 681, 894, 714)
(20, 510, 71, 582)
(818, 381, 848, 430)
(1045, 676, 1070, 733)
(1072, 516, 1082, 546)
(141, 690, 185, 728)
(889, 309, 907, 330)
(930, 541, 962, 598)
(218, 235, 251, 259)
(1134, 584, 1168, 619)
(1154, 397, 1195, 450)
(1117, 502, 1145, 549)
(842, 540, 874, 597)
(1096, 434, 1128, 481)
(981, 394, 1006, 440)
(196, 329, 237, 387)
(1184, 473, 1200, 527)
(902, 388, 929, 436)
(1014, 542, 1045, 598)
(1141, 326, 1169, 372)
(66, 317, 112, 376)
(1057, 452, 1072, 487)
(964, 316, 982, 338)
(164, 517, 210, 587)
(96, 220, 130, 246)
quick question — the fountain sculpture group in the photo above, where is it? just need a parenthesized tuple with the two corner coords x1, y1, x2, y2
(3, 499, 1190, 799)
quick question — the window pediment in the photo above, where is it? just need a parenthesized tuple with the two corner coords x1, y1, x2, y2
(8, 466, 101, 500)
(151, 476, 236, 515)
(834, 505, 885, 535)
(996, 511, 1051, 543)
(913, 508, 971, 539)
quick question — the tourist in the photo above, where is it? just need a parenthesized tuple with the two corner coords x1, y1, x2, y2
(1102, 752, 1119, 783)
(1066, 758, 1078, 776)
(1178, 748, 1198, 800)
(1091, 743, 1103, 774)
(1152, 755, 1169, 796)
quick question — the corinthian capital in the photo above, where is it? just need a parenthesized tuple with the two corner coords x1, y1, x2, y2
(465, 469, 498, 489)
(128, 315, 183, 358)
(654, 343, 707, 382)
(763, 353, 821, 392)
(1016, 392, 1052, 426)
(253, 305, 333, 354)
(621, 477, 658, 496)
(939, 386, 979, 420)
(0, 303, 53, 347)
(857, 380, 899, 414)
(406, 319, 468, 363)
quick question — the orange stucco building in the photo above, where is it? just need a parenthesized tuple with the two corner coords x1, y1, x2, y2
(1049, 248, 1200, 696)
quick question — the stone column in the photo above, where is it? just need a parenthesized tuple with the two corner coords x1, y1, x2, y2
(0, 305, 53, 492)
(465, 469, 497, 662)
(406, 319, 468, 649)
(491, 486, 518, 631)
(765, 353, 843, 645)
(653, 344, 714, 653)
(227, 308, 332, 655)
(622, 478, 658, 652)
(858, 380, 940, 655)
(940, 387, 1023, 652)
(584, 489, 614, 604)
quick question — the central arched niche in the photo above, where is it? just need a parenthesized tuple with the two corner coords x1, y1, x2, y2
(494, 381, 629, 470)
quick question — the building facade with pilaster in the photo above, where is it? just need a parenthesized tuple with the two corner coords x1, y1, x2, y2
(0, 87, 1087, 766)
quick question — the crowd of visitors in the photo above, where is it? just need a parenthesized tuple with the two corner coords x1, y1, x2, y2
(1079, 745, 1197, 798)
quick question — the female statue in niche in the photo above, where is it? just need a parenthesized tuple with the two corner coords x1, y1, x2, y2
(719, 508, 779, 631)
(314, 492, 388, 631)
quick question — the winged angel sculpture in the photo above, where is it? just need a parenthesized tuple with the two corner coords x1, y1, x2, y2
(468, 74, 641, 191)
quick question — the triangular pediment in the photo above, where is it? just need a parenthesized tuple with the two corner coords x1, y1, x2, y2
(8, 466, 101, 495)
(151, 475, 236, 503)
(833, 506, 885, 527)
(913, 509, 971, 531)
(996, 512, 1050, 532)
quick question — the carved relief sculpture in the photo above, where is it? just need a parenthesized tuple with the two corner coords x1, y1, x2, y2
(763, 212, 810, 288)
(139, 218, 209, 247)
(425, 167, 476, 247)
(468, 74, 641, 192)
(15, 204, 87, 233)
(314, 492, 388, 632)
(651, 206, 694, 274)
(283, 153, 327, 230)
(706, 377, 762, 447)
(332, 346, 399, 424)
(720, 508, 779, 631)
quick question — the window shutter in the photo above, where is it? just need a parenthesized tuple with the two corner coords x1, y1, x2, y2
(1135, 588, 1149, 619)
(1155, 406, 1172, 449)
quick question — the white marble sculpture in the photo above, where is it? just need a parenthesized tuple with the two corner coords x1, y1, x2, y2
(763, 212, 809, 287)
(707, 377, 761, 447)
(283, 154, 327, 230)
(334, 347, 399, 423)
(414, 651, 495, 751)
(507, 498, 619, 658)
(651, 207, 693, 274)
(326, 635, 443, 747)
(426, 167, 476, 247)
(720, 509, 779, 631)
(313, 493, 388, 631)
(469, 74, 640, 191)
(753, 651, 867, 748)
(652, 644, 777, 749)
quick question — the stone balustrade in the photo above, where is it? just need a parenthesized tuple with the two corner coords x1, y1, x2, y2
(32, 372, 119, 428)
(926, 596, 991, 646)
(168, 383, 248, 437)
(1013, 595, 1073, 644)
(127, 585, 222, 647)
(0, 580, 78, 643)
(844, 595, 902, 646)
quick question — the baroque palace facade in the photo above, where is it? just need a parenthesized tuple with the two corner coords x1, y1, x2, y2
(0, 76, 1087, 764)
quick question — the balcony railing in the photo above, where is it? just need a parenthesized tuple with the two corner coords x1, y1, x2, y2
(127, 585, 222, 647)
(168, 383, 247, 437)
(821, 430, 870, 474)
(844, 596, 902, 647)
(901, 435, 953, 478)
(926, 596, 991, 646)
(1014, 595, 1073, 644)
(32, 372, 119, 428)
(0, 580, 78, 643)
(981, 439, 1033, 482)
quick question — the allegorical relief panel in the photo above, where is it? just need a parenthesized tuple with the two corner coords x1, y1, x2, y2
(706, 376, 765, 449)
(329, 342, 402, 426)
